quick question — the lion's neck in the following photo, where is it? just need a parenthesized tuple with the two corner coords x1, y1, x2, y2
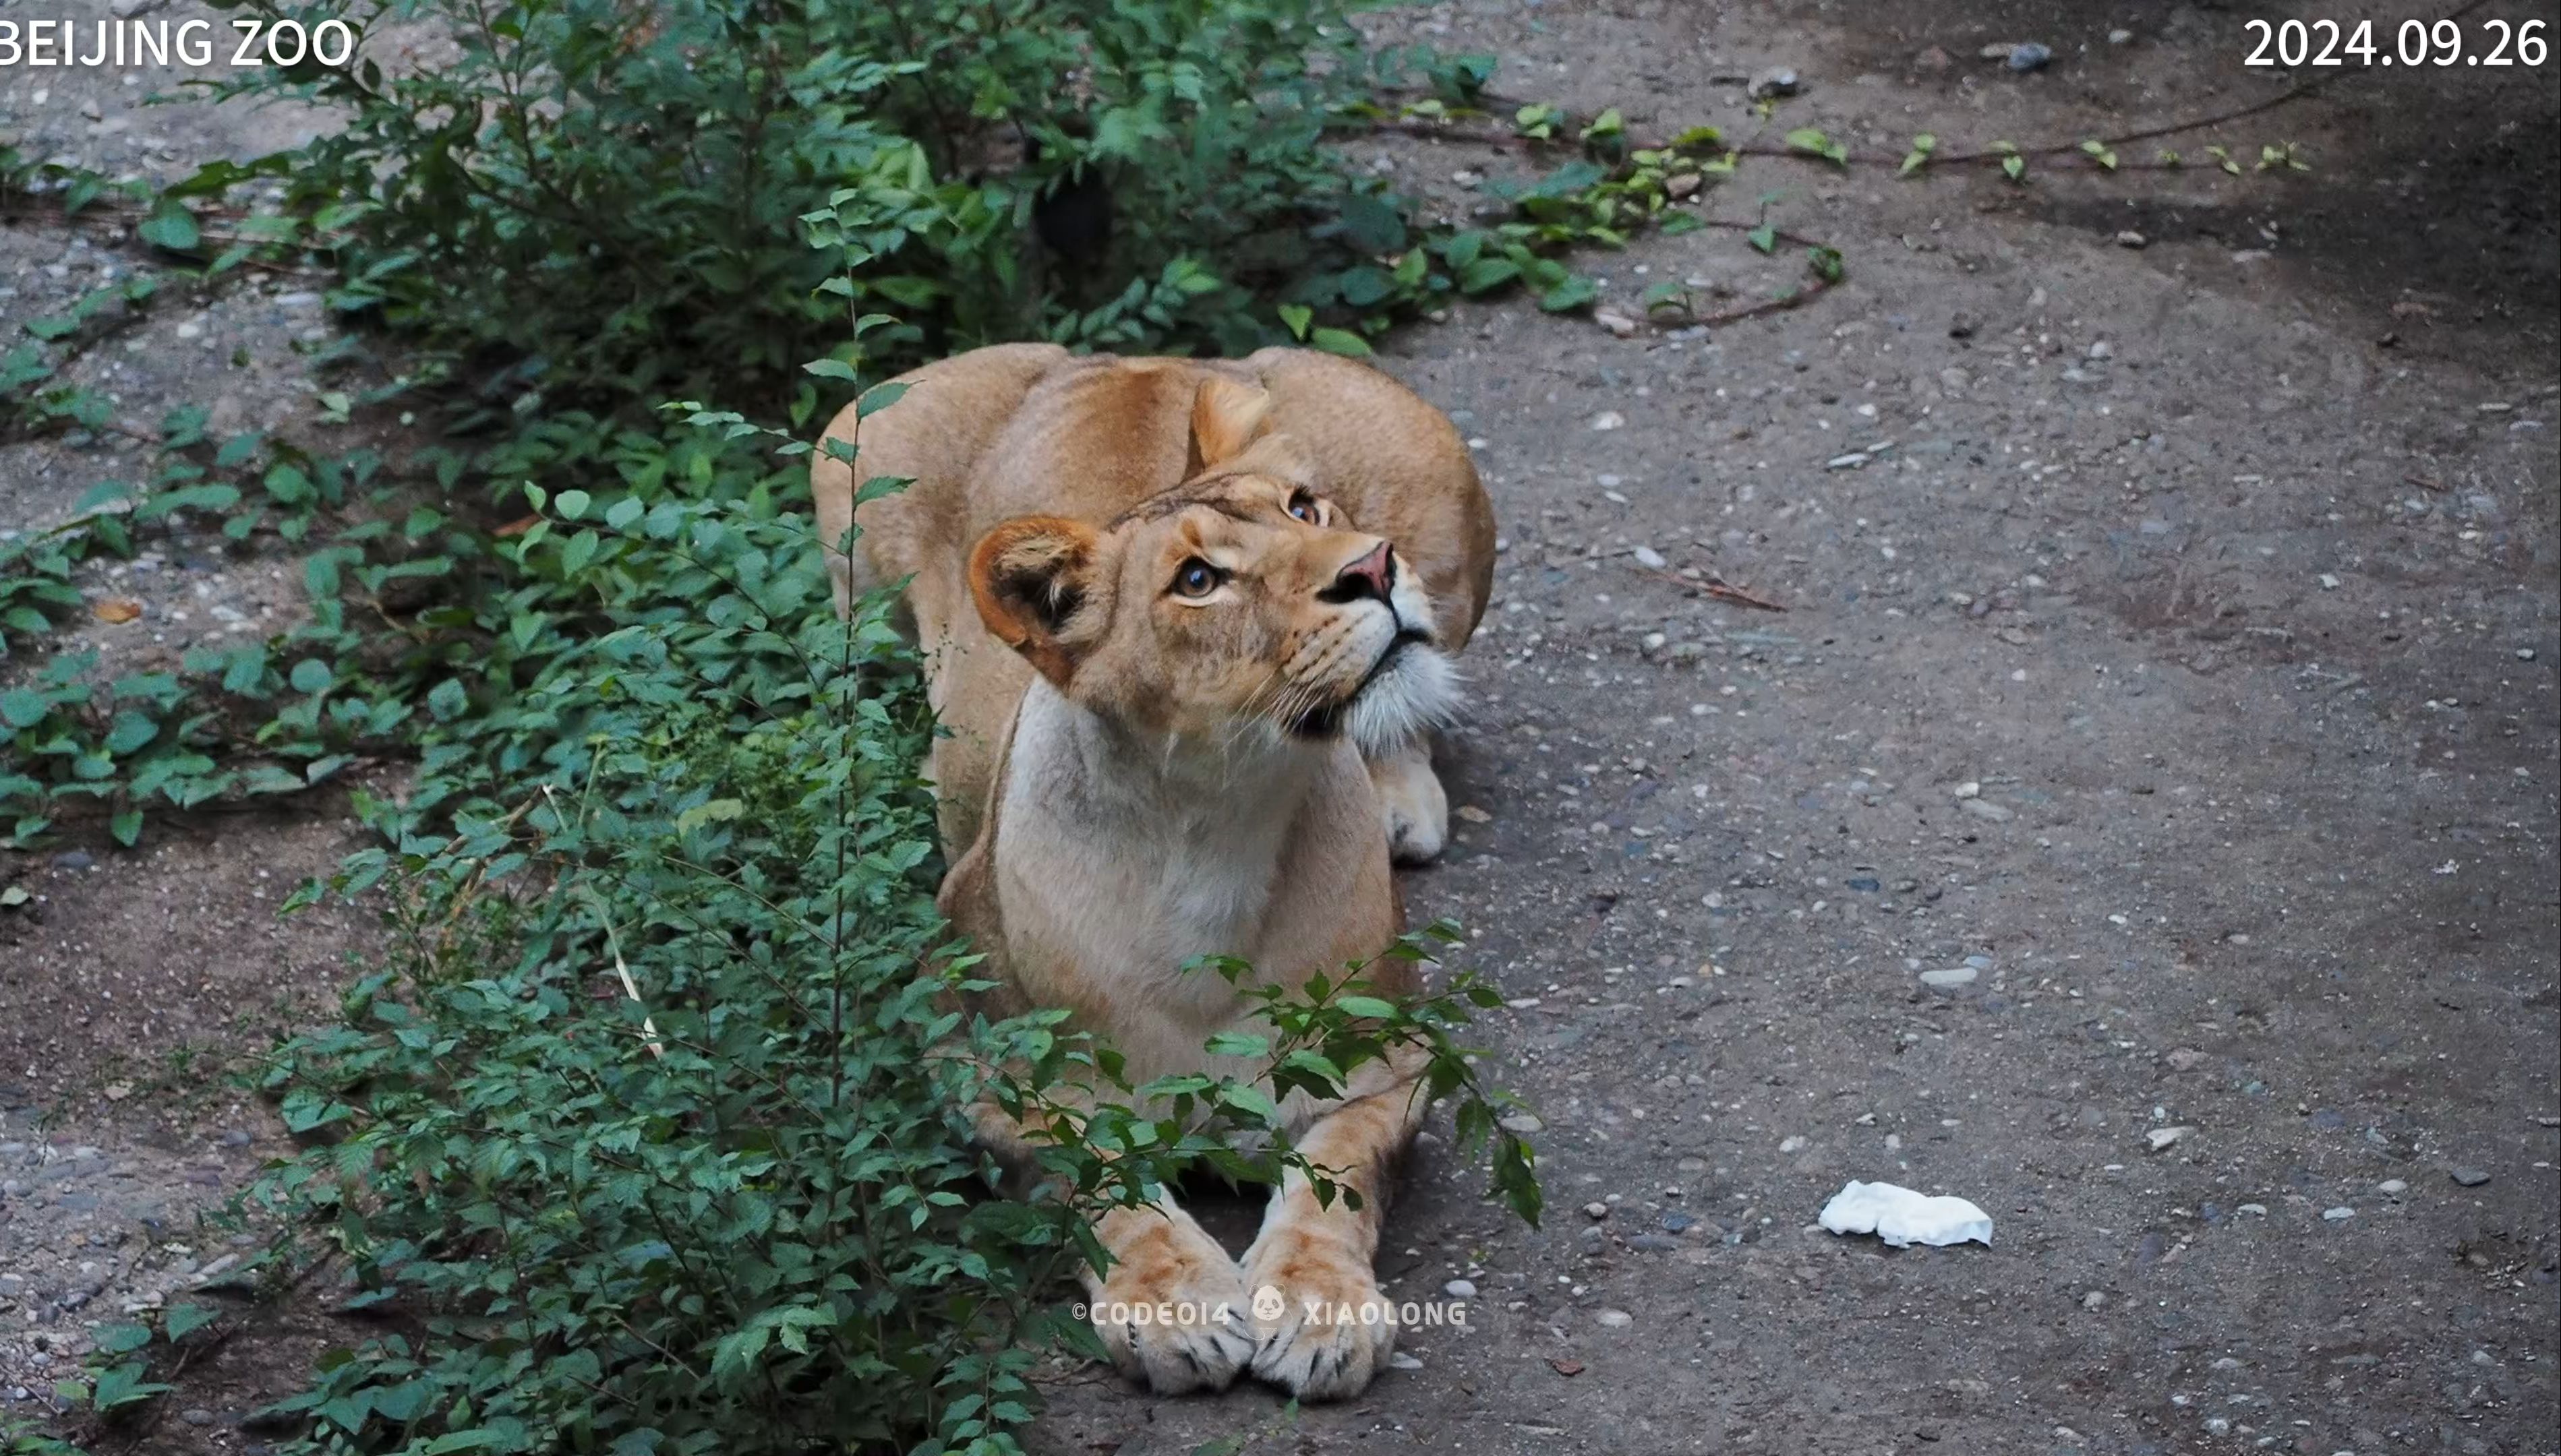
(989, 676, 1343, 1030)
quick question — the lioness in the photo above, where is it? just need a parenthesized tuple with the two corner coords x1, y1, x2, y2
(811, 345, 1494, 1399)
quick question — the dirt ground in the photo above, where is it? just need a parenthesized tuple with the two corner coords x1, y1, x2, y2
(4, 0, 2557, 1453)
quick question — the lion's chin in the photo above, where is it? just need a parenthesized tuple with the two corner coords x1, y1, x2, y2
(1287, 636, 1461, 755)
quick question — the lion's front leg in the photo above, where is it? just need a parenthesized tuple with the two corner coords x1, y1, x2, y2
(1239, 1065, 1427, 1400)
(1364, 735, 1449, 865)
(970, 1095, 1256, 1395)
(1083, 1199, 1256, 1394)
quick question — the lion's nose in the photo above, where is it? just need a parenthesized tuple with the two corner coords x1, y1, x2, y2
(1321, 541, 1396, 604)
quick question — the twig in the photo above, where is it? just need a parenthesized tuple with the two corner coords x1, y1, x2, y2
(543, 784, 664, 1059)
(1635, 218, 1843, 327)
(1701, 579, 1786, 613)
(1632, 560, 1788, 612)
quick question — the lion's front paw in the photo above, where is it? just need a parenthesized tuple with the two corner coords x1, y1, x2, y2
(1367, 742, 1448, 866)
(1241, 1231, 1398, 1401)
(1088, 1211, 1255, 1396)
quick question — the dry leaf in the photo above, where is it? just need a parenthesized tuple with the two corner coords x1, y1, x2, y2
(93, 599, 144, 624)
(104, 1081, 134, 1101)
(492, 514, 541, 538)
(1548, 1357, 1585, 1377)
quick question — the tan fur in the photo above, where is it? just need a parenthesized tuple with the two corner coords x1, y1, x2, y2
(813, 344, 1494, 859)
(811, 347, 1495, 1399)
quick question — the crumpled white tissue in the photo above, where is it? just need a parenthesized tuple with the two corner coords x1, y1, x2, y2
(1818, 1180, 1993, 1248)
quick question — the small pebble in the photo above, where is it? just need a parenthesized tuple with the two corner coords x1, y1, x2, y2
(2322, 1206, 2355, 1221)
(2006, 42, 2053, 71)
(1583, 1201, 1610, 1220)
(1593, 1308, 1633, 1329)
(1920, 966, 1978, 988)
(2450, 1167, 2491, 1188)
(1444, 1279, 1477, 1299)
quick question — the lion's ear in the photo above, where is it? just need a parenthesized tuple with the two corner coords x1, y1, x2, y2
(1186, 376, 1272, 475)
(969, 516, 1103, 686)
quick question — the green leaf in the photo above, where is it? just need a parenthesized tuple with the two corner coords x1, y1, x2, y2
(1, 689, 50, 729)
(164, 1304, 216, 1341)
(1337, 266, 1393, 308)
(1202, 1031, 1270, 1058)
(676, 798, 746, 833)
(1307, 328, 1372, 359)
(554, 489, 591, 521)
(1334, 193, 1408, 253)
(110, 808, 142, 847)
(264, 462, 315, 505)
(1537, 276, 1599, 313)
(1456, 257, 1519, 294)
(1784, 127, 1847, 166)
(426, 678, 468, 722)
(90, 1360, 171, 1412)
(138, 199, 200, 253)
(1276, 303, 1313, 340)
(105, 710, 159, 755)
(219, 644, 268, 694)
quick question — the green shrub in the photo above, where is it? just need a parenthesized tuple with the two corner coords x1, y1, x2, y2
(221, 484, 1533, 1456)
(8, 3, 1563, 1443)
(203, 0, 1488, 423)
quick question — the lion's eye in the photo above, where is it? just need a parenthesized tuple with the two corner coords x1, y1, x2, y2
(1286, 491, 1321, 524)
(1171, 559, 1224, 599)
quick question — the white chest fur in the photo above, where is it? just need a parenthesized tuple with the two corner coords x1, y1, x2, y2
(991, 680, 1336, 1077)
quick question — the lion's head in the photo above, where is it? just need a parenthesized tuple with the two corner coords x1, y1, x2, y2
(966, 376, 1460, 755)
